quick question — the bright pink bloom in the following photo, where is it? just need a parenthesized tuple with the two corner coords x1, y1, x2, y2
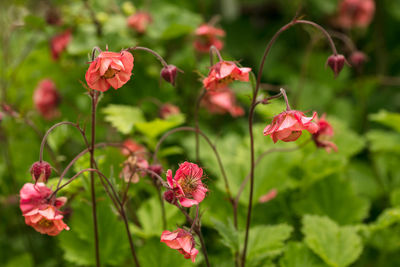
(193, 24, 225, 53)
(127, 12, 152, 33)
(201, 87, 244, 117)
(161, 228, 199, 262)
(30, 161, 52, 183)
(263, 110, 319, 143)
(258, 189, 278, 203)
(85, 50, 134, 92)
(166, 162, 207, 207)
(33, 79, 61, 120)
(336, 0, 375, 28)
(312, 114, 338, 153)
(50, 29, 71, 60)
(19, 183, 69, 236)
(203, 61, 251, 91)
(159, 103, 181, 119)
(121, 139, 146, 157)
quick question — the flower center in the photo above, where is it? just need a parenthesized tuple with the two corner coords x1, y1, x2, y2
(38, 218, 53, 228)
(178, 175, 199, 195)
(102, 67, 118, 79)
(218, 76, 234, 84)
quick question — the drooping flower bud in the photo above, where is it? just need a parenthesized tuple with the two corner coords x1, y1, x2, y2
(326, 54, 346, 78)
(163, 190, 177, 205)
(161, 65, 179, 86)
(30, 161, 52, 183)
(148, 164, 163, 177)
(349, 51, 367, 68)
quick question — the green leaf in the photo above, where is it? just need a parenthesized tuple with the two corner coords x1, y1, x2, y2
(369, 110, 400, 133)
(302, 215, 363, 267)
(368, 208, 400, 251)
(6, 253, 33, 267)
(280, 242, 328, 267)
(212, 218, 239, 254)
(23, 14, 45, 30)
(102, 104, 145, 134)
(135, 114, 185, 139)
(244, 224, 293, 265)
(366, 130, 400, 153)
(294, 176, 370, 224)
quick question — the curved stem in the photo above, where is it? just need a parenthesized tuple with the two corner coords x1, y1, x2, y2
(329, 31, 357, 52)
(137, 168, 170, 189)
(209, 45, 223, 65)
(295, 20, 337, 55)
(153, 127, 232, 201)
(281, 88, 291, 111)
(155, 183, 167, 229)
(128, 46, 168, 67)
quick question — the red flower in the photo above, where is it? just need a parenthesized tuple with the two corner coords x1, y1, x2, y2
(203, 61, 251, 91)
(258, 189, 278, 203)
(121, 139, 146, 157)
(127, 12, 152, 34)
(120, 155, 149, 183)
(201, 87, 244, 117)
(159, 103, 181, 119)
(193, 24, 225, 53)
(20, 183, 69, 236)
(312, 114, 338, 153)
(336, 0, 375, 28)
(166, 162, 207, 207)
(161, 228, 199, 262)
(263, 110, 319, 143)
(33, 79, 61, 120)
(85, 50, 134, 92)
(50, 29, 71, 60)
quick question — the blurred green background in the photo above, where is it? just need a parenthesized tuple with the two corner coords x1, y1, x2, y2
(1, 0, 400, 266)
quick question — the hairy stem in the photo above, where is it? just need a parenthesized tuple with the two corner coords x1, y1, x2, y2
(128, 46, 168, 67)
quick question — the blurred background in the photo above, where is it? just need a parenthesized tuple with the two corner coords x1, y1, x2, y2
(1, 0, 400, 266)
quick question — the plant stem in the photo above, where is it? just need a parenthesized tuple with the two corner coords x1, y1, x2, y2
(128, 46, 168, 67)
(194, 89, 206, 163)
(195, 228, 210, 267)
(89, 91, 100, 267)
(155, 183, 167, 229)
(209, 45, 223, 64)
(120, 208, 141, 267)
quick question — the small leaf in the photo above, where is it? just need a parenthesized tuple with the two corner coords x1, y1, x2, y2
(302, 215, 363, 267)
(280, 242, 328, 267)
(135, 114, 185, 139)
(102, 104, 145, 134)
(212, 218, 239, 254)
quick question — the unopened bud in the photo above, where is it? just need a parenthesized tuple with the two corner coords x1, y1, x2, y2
(161, 65, 179, 86)
(148, 164, 163, 177)
(30, 161, 52, 183)
(326, 54, 347, 78)
(163, 190, 177, 205)
(349, 51, 367, 68)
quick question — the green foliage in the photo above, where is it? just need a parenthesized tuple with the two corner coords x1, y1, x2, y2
(102, 104, 145, 134)
(302, 215, 363, 267)
(369, 110, 400, 133)
(136, 114, 185, 139)
(280, 242, 328, 267)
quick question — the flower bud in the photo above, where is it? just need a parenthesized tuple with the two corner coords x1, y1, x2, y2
(163, 190, 177, 205)
(30, 161, 52, 183)
(159, 103, 180, 119)
(326, 54, 346, 78)
(161, 65, 179, 86)
(148, 164, 163, 176)
(349, 51, 367, 68)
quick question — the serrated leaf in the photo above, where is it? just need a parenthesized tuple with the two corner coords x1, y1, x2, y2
(368, 209, 400, 251)
(302, 215, 363, 267)
(135, 114, 185, 139)
(212, 218, 239, 254)
(369, 110, 400, 133)
(294, 176, 370, 224)
(102, 104, 145, 134)
(280, 242, 328, 267)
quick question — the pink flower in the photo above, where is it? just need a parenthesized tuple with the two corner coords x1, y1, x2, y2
(24, 205, 69, 236)
(50, 29, 71, 60)
(33, 79, 61, 120)
(127, 12, 152, 34)
(166, 162, 207, 207)
(201, 87, 244, 117)
(193, 24, 225, 53)
(120, 155, 149, 183)
(336, 0, 375, 28)
(263, 110, 319, 143)
(159, 103, 181, 119)
(312, 114, 338, 153)
(161, 228, 199, 262)
(85, 50, 134, 92)
(258, 189, 278, 203)
(203, 61, 251, 91)
(121, 139, 146, 157)
(19, 183, 69, 236)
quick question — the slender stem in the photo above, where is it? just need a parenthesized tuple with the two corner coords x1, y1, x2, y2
(328, 31, 357, 52)
(195, 229, 210, 267)
(241, 19, 338, 267)
(120, 208, 141, 267)
(209, 45, 223, 64)
(155, 183, 167, 229)
(195, 89, 206, 163)
(128, 46, 168, 67)
(91, 46, 103, 61)
(89, 91, 100, 267)
(281, 89, 291, 110)
(190, 205, 199, 232)
(137, 168, 170, 189)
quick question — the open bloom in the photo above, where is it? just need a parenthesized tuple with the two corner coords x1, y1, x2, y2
(336, 0, 375, 28)
(312, 114, 338, 152)
(85, 50, 134, 92)
(263, 110, 319, 143)
(50, 29, 71, 60)
(203, 61, 251, 91)
(127, 12, 152, 33)
(33, 79, 61, 120)
(161, 228, 199, 262)
(166, 162, 207, 207)
(20, 183, 69, 236)
(201, 87, 244, 117)
(193, 24, 225, 53)
(120, 155, 149, 183)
